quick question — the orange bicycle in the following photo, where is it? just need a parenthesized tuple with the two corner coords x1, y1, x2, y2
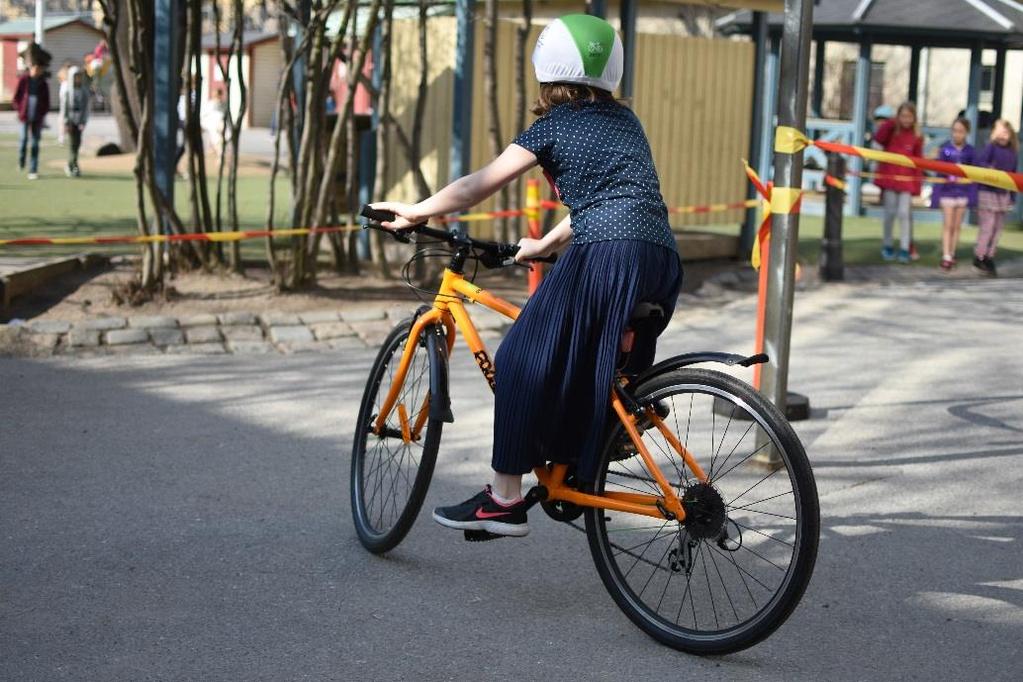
(351, 207, 819, 655)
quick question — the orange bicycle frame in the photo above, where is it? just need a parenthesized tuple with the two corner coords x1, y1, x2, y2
(371, 268, 707, 522)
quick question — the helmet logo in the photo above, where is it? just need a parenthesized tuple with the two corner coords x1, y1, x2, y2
(587, 41, 605, 56)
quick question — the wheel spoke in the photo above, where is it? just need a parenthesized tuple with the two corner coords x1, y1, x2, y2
(592, 372, 816, 649)
(354, 325, 441, 549)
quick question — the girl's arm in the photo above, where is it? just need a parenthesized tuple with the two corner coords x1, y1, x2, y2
(12, 77, 24, 108)
(371, 144, 538, 229)
(515, 214, 572, 262)
(873, 118, 895, 147)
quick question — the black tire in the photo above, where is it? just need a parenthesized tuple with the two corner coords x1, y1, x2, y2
(584, 368, 819, 655)
(351, 319, 444, 553)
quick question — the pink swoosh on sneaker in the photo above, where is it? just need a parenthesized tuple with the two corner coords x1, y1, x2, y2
(475, 508, 511, 519)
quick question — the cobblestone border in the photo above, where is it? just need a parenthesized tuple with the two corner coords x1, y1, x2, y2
(0, 305, 513, 358)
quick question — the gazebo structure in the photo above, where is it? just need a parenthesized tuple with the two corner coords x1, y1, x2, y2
(719, 0, 1023, 215)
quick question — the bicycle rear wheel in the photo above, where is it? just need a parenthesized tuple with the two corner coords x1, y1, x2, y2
(351, 319, 444, 553)
(585, 368, 819, 655)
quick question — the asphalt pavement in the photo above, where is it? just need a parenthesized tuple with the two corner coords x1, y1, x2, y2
(2, 275, 1022, 680)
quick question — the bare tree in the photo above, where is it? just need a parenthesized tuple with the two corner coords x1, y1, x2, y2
(678, 7, 720, 38)
(97, 0, 139, 152)
(224, 0, 248, 272)
(308, 0, 383, 278)
(483, 0, 510, 242)
(512, 0, 533, 243)
(183, 0, 215, 267)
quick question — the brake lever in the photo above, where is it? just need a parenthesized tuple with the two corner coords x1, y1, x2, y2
(362, 222, 411, 243)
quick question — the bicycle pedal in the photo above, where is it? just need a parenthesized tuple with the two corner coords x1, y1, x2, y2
(463, 529, 505, 542)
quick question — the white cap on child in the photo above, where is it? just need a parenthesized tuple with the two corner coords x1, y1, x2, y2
(532, 14, 624, 94)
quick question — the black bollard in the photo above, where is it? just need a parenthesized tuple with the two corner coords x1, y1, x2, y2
(820, 153, 845, 282)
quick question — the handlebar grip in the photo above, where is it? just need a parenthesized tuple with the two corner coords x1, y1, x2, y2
(360, 206, 397, 224)
(534, 253, 558, 264)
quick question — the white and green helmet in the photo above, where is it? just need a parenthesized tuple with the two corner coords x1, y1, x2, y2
(532, 14, 624, 93)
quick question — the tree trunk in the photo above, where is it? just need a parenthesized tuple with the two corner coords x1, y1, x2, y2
(98, 0, 139, 152)
(226, 0, 247, 273)
(309, 0, 381, 247)
(265, 23, 307, 285)
(483, 0, 509, 242)
(512, 0, 532, 243)
(370, 0, 397, 278)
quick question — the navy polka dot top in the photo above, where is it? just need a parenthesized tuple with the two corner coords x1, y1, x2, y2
(512, 99, 676, 251)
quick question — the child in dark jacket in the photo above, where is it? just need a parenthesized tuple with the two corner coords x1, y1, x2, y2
(930, 117, 976, 270)
(972, 119, 1019, 276)
(873, 102, 923, 263)
(13, 63, 50, 179)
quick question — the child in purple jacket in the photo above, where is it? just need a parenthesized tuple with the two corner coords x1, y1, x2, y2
(930, 117, 976, 270)
(12, 62, 50, 180)
(972, 119, 1019, 276)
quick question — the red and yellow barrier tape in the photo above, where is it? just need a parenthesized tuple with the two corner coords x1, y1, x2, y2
(776, 126, 1023, 193)
(849, 169, 973, 185)
(0, 224, 365, 247)
(1, 196, 757, 248)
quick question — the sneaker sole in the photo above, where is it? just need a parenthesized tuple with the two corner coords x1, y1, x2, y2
(431, 511, 529, 537)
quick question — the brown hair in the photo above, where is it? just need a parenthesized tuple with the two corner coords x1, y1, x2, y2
(896, 101, 919, 135)
(990, 118, 1020, 152)
(951, 116, 971, 133)
(531, 82, 617, 116)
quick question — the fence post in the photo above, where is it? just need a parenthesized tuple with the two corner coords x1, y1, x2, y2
(525, 179, 542, 294)
(820, 153, 845, 282)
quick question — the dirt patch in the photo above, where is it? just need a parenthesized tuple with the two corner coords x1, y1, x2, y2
(2, 257, 536, 323)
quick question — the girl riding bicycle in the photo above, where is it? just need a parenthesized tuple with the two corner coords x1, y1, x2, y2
(371, 14, 682, 538)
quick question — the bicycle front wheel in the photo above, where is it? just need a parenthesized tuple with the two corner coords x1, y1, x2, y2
(351, 319, 444, 553)
(585, 368, 819, 655)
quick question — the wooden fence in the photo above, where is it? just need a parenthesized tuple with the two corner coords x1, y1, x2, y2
(382, 18, 753, 235)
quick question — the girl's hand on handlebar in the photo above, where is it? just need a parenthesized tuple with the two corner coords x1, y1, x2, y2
(514, 237, 550, 263)
(368, 201, 422, 230)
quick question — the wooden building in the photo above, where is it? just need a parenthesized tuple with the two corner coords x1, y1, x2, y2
(0, 15, 104, 109)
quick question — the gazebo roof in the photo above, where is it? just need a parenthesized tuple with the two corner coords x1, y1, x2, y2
(717, 0, 1023, 48)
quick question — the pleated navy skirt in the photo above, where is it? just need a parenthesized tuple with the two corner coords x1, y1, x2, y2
(492, 239, 683, 482)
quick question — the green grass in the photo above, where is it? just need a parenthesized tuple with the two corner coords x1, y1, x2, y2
(693, 211, 1023, 267)
(3, 131, 1021, 268)
(0, 133, 291, 260)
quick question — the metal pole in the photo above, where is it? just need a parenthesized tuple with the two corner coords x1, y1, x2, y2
(587, 0, 607, 18)
(1015, 82, 1023, 224)
(992, 47, 1006, 119)
(34, 0, 44, 46)
(757, 35, 780, 183)
(908, 45, 921, 104)
(357, 24, 384, 260)
(741, 11, 768, 256)
(811, 39, 825, 117)
(820, 153, 845, 282)
(450, 0, 474, 178)
(966, 43, 982, 148)
(153, 0, 180, 237)
(849, 40, 871, 216)
(760, 0, 813, 422)
(450, 0, 476, 235)
(619, 0, 637, 100)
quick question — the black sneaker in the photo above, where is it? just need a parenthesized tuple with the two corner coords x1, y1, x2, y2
(432, 485, 529, 537)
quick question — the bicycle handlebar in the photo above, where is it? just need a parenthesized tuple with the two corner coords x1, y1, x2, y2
(359, 205, 558, 267)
